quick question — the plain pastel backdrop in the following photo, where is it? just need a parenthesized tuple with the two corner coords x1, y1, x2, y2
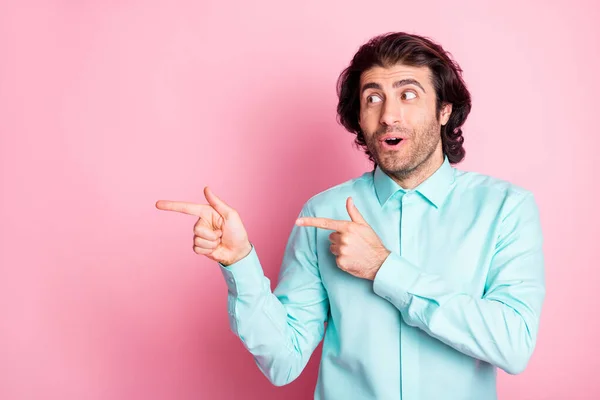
(1, 0, 598, 399)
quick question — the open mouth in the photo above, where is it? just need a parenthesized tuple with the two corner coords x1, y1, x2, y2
(380, 137, 405, 149)
(379, 137, 406, 150)
(384, 138, 402, 145)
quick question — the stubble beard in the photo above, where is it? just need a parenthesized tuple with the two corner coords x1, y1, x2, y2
(365, 117, 443, 181)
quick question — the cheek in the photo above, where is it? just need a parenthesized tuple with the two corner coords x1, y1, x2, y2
(358, 108, 367, 125)
(406, 107, 430, 128)
(360, 108, 379, 130)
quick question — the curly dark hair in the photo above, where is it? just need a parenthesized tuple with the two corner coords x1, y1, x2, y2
(336, 32, 472, 166)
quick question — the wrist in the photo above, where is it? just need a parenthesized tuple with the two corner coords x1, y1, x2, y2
(229, 241, 252, 265)
(380, 248, 391, 265)
(372, 248, 391, 280)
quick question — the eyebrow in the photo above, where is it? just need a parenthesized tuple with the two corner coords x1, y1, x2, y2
(360, 79, 426, 95)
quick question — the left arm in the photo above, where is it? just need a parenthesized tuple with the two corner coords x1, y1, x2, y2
(373, 193, 545, 375)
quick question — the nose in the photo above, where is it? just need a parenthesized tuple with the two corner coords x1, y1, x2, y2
(379, 98, 403, 127)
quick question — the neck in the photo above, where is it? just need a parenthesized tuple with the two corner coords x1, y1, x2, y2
(390, 148, 444, 190)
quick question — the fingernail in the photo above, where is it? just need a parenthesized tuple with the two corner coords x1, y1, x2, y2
(295, 219, 303, 225)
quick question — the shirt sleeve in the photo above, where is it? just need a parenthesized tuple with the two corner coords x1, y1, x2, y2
(372, 192, 546, 375)
(218, 202, 329, 386)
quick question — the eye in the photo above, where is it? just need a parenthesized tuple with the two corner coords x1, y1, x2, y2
(366, 94, 382, 104)
(401, 91, 417, 100)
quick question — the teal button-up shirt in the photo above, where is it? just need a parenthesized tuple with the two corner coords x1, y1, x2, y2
(219, 157, 545, 400)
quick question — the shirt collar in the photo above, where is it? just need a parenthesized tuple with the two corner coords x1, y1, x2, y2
(373, 156, 455, 209)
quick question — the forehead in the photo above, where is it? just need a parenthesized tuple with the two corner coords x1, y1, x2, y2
(360, 63, 432, 88)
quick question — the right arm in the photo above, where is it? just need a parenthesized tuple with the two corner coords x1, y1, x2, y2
(219, 203, 330, 386)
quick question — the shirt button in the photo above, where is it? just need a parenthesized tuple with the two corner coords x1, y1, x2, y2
(228, 277, 234, 283)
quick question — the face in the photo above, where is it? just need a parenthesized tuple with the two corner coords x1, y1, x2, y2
(358, 63, 452, 179)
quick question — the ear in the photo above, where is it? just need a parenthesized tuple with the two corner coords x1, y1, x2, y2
(440, 103, 453, 126)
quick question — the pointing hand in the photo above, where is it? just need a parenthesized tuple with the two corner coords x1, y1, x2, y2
(156, 187, 252, 266)
(296, 197, 390, 280)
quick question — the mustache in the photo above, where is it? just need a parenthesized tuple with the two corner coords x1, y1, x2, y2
(374, 126, 412, 138)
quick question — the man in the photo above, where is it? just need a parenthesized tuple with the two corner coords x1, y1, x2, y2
(156, 32, 545, 400)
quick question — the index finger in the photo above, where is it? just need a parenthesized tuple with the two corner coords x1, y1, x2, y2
(296, 217, 350, 231)
(155, 200, 207, 217)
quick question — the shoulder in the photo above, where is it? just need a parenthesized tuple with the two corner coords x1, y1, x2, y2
(300, 171, 374, 216)
(452, 167, 539, 217)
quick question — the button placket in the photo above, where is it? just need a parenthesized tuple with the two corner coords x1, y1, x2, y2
(401, 192, 422, 271)
(399, 191, 421, 400)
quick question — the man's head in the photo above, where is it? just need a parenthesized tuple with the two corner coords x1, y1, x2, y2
(337, 32, 471, 179)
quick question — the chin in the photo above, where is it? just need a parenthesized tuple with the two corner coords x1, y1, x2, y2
(379, 158, 414, 175)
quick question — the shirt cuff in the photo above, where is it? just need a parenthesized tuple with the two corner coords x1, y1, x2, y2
(218, 245, 265, 296)
(373, 252, 421, 310)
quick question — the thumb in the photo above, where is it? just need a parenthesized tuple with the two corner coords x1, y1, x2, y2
(204, 186, 233, 217)
(346, 197, 367, 225)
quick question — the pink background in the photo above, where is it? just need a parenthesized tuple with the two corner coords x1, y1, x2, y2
(1, 1, 598, 399)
